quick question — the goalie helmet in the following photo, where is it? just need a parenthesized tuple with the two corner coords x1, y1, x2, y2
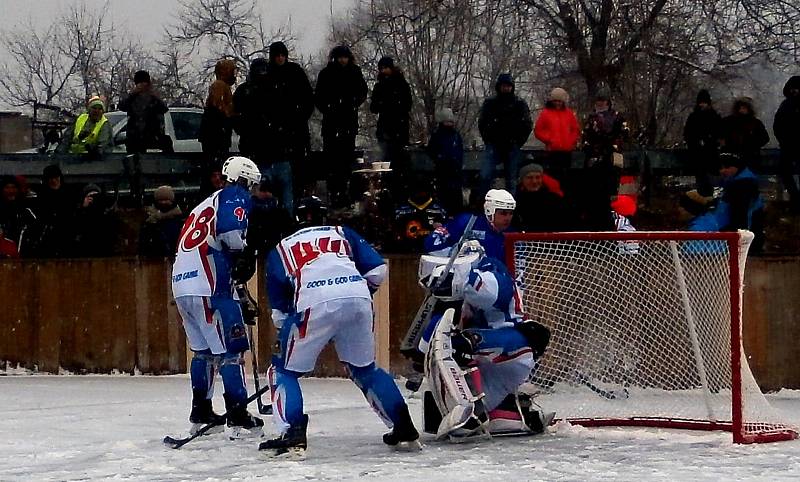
(484, 189, 516, 222)
(295, 196, 328, 228)
(222, 156, 261, 187)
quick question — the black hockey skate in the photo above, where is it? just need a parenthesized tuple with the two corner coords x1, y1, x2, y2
(259, 414, 308, 459)
(224, 393, 264, 439)
(382, 406, 422, 451)
(189, 391, 225, 435)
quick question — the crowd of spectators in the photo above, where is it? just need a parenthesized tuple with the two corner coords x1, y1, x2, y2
(0, 44, 797, 259)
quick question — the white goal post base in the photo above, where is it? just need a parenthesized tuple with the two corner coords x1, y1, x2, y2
(505, 230, 797, 444)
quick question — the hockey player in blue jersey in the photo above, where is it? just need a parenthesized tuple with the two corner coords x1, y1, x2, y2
(171, 156, 265, 438)
(418, 244, 552, 439)
(260, 196, 421, 458)
(424, 188, 516, 261)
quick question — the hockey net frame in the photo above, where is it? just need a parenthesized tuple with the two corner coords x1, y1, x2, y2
(505, 230, 797, 444)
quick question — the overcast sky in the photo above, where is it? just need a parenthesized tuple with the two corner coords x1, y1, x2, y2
(0, 0, 354, 57)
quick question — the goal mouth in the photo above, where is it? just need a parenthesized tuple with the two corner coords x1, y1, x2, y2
(506, 230, 798, 444)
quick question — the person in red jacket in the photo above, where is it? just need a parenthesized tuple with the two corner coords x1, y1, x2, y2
(534, 87, 580, 190)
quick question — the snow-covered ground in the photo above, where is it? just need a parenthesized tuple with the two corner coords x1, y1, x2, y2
(1, 374, 799, 481)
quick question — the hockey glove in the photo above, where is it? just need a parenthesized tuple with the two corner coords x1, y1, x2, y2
(451, 329, 482, 366)
(515, 320, 551, 358)
(235, 284, 260, 326)
(231, 250, 257, 285)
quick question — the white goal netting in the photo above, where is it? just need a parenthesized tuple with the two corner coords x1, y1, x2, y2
(508, 230, 797, 443)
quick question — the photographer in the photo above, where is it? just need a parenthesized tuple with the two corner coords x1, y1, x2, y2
(69, 184, 119, 257)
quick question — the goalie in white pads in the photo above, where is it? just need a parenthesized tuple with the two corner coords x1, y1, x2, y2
(418, 244, 553, 440)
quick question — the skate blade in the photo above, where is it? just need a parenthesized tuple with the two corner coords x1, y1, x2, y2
(190, 423, 225, 436)
(393, 440, 423, 452)
(262, 447, 306, 460)
(228, 426, 264, 440)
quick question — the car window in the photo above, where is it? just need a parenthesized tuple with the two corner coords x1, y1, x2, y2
(171, 111, 202, 140)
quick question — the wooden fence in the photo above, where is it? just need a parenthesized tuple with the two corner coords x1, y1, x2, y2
(1, 255, 798, 390)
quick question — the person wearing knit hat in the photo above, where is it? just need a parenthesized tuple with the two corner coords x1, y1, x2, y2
(478, 73, 533, 195)
(118, 69, 169, 154)
(140, 185, 184, 259)
(683, 89, 722, 196)
(370, 54, 413, 199)
(534, 86, 579, 185)
(62, 95, 113, 156)
(774, 75, 800, 210)
(428, 106, 464, 213)
(513, 162, 567, 232)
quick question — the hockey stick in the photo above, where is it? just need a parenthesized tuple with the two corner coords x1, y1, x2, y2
(400, 214, 478, 357)
(163, 383, 272, 449)
(574, 370, 629, 400)
(246, 324, 273, 415)
(236, 283, 272, 416)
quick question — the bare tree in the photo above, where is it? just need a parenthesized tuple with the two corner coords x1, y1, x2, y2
(166, 0, 296, 74)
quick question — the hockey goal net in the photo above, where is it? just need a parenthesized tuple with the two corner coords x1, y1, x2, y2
(505, 230, 797, 443)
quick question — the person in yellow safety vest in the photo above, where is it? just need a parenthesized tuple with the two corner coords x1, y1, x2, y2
(66, 96, 113, 156)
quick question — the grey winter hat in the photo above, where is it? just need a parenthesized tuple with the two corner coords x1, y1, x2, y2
(549, 87, 569, 103)
(436, 108, 455, 124)
(518, 163, 544, 180)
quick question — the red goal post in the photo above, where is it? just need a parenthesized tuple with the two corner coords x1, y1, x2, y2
(504, 230, 797, 444)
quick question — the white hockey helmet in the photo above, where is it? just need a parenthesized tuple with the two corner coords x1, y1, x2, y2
(222, 156, 261, 187)
(484, 189, 516, 221)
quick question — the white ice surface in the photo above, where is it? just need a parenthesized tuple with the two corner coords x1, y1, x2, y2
(1, 374, 799, 481)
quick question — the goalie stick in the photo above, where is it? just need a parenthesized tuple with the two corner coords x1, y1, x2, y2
(575, 370, 630, 400)
(163, 383, 272, 449)
(400, 215, 478, 358)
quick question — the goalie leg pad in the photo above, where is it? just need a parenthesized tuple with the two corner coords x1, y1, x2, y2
(424, 308, 489, 440)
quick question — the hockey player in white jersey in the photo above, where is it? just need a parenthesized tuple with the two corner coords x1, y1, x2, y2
(260, 196, 421, 458)
(171, 156, 265, 438)
(418, 243, 553, 440)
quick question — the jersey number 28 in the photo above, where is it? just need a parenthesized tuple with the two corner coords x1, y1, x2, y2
(180, 206, 215, 251)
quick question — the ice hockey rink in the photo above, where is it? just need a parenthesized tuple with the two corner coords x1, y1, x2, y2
(1, 374, 799, 481)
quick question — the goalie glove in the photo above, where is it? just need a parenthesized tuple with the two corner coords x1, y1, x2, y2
(515, 320, 551, 358)
(422, 265, 465, 301)
(235, 284, 260, 325)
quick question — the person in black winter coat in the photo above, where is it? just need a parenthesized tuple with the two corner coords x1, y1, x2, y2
(512, 164, 566, 232)
(719, 97, 769, 169)
(774, 75, 800, 210)
(0, 176, 36, 257)
(370, 56, 413, 199)
(233, 42, 314, 214)
(683, 89, 722, 196)
(70, 184, 118, 257)
(426, 107, 464, 215)
(118, 70, 171, 154)
(26, 164, 73, 258)
(478, 73, 532, 196)
(315, 45, 368, 209)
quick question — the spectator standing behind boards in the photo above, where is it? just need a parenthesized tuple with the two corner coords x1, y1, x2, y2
(533, 87, 580, 184)
(689, 153, 765, 253)
(138, 185, 184, 260)
(582, 91, 629, 166)
(235, 42, 314, 214)
(69, 183, 118, 257)
(118, 70, 171, 154)
(60, 96, 113, 157)
(370, 56, 413, 199)
(26, 164, 72, 258)
(683, 89, 722, 196)
(0, 176, 36, 258)
(315, 45, 368, 209)
(512, 163, 567, 233)
(426, 107, 464, 215)
(200, 59, 237, 167)
(774, 75, 800, 212)
(719, 97, 769, 169)
(478, 73, 533, 196)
